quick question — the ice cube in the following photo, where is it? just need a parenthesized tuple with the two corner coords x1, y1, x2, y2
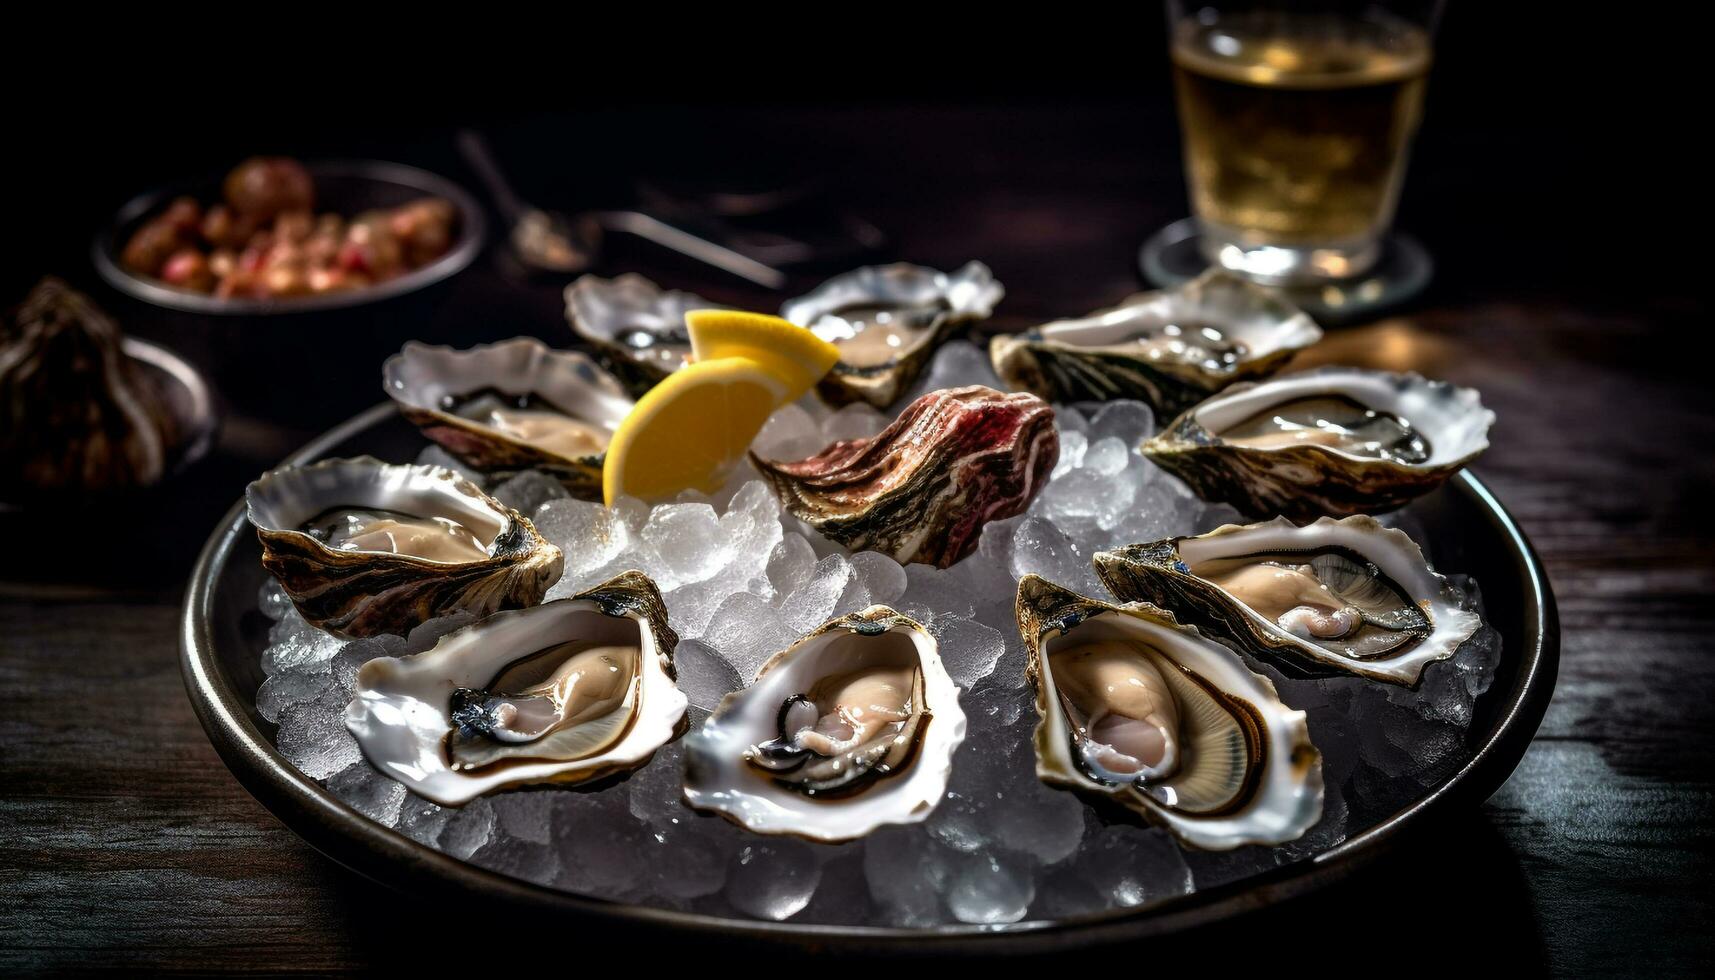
(326, 762, 406, 827)
(437, 797, 496, 859)
(945, 852, 1035, 925)
(766, 533, 819, 598)
(276, 688, 361, 779)
(902, 341, 1003, 403)
(256, 667, 336, 724)
(931, 615, 1007, 689)
(1084, 436, 1130, 476)
(752, 402, 826, 460)
(848, 550, 907, 606)
(779, 554, 855, 633)
(725, 840, 821, 920)
(699, 592, 800, 679)
(1087, 400, 1156, 445)
(1053, 430, 1088, 477)
(532, 498, 631, 578)
(490, 469, 570, 513)
(262, 610, 343, 675)
(672, 639, 745, 711)
(642, 503, 731, 587)
(491, 790, 560, 846)
(1010, 516, 1099, 595)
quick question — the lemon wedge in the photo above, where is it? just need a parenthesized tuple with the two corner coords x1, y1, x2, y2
(602, 357, 785, 504)
(685, 309, 841, 399)
(602, 312, 841, 504)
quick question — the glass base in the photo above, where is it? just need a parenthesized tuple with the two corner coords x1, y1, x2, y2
(1139, 218, 1432, 324)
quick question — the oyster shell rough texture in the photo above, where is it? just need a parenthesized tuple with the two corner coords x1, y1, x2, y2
(383, 338, 632, 500)
(753, 385, 1058, 568)
(782, 261, 1003, 408)
(347, 571, 686, 804)
(682, 605, 965, 842)
(1017, 575, 1322, 850)
(1094, 516, 1482, 686)
(246, 457, 562, 638)
(989, 269, 1321, 415)
(1144, 367, 1493, 519)
(1, 277, 176, 498)
(564, 273, 724, 396)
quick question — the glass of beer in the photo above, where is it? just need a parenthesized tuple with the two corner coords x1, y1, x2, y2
(1168, 1, 1439, 285)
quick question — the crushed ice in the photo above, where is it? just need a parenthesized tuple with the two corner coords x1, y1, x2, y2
(258, 342, 1503, 926)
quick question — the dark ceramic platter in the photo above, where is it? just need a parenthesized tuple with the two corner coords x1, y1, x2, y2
(180, 402, 1558, 954)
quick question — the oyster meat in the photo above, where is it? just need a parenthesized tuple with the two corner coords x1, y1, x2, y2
(990, 270, 1321, 414)
(782, 262, 1002, 408)
(564, 273, 725, 396)
(1, 277, 177, 499)
(348, 571, 687, 804)
(752, 385, 1058, 568)
(246, 456, 562, 638)
(1095, 516, 1483, 685)
(1016, 575, 1322, 850)
(1143, 367, 1493, 519)
(682, 605, 965, 841)
(383, 338, 633, 500)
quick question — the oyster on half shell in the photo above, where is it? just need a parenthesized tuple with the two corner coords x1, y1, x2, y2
(383, 338, 633, 500)
(782, 261, 1003, 408)
(1017, 575, 1322, 850)
(246, 457, 562, 638)
(752, 385, 1058, 568)
(989, 269, 1321, 415)
(1144, 367, 1494, 520)
(682, 605, 965, 842)
(564, 273, 725, 396)
(347, 571, 686, 804)
(1094, 516, 1482, 686)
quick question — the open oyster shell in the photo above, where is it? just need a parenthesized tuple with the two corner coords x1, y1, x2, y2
(782, 261, 1003, 408)
(1094, 516, 1482, 686)
(347, 571, 686, 804)
(1143, 367, 1494, 520)
(989, 269, 1321, 415)
(1016, 575, 1322, 851)
(564, 273, 725, 396)
(246, 456, 562, 638)
(682, 605, 965, 842)
(383, 338, 632, 500)
(752, 385, 1058, 568)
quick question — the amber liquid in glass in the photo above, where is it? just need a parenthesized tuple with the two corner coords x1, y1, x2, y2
(1172, 13, 1431, 279)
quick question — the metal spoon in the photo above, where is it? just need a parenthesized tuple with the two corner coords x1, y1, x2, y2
(456, 130, 785, 288)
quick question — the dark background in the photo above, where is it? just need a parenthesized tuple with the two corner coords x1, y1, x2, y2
(4, 8, 1710, 975)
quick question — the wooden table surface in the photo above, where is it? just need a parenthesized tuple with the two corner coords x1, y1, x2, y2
(4, 78, 1710, 975)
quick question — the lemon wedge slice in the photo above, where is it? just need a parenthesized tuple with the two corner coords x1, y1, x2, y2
(600, 357, 787, 504)
(685, 309, 840, 400)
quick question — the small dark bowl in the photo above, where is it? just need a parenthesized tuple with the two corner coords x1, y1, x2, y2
(92, 160, 485, 316)
(0, 336, 217, 512)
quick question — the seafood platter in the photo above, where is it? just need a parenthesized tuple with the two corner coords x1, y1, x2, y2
(181, 262, 1556, 947)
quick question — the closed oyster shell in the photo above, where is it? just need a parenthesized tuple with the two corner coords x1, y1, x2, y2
(563, 273, 724, 396)
(246, 456, 562, 638)
(989, 269, 1321, 414)
(782, 261, 1002, 408)
(752, 385, 1058, 568)
(682, 605, 965, 842)
(1, 277, 176, 498)
(1143, 367, 1493, 519)
(1016, 575, 1322, 850)
(383, 338, 632, 500)
(347, 571, 686, 804)
(1094, 516, 1482, 685)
